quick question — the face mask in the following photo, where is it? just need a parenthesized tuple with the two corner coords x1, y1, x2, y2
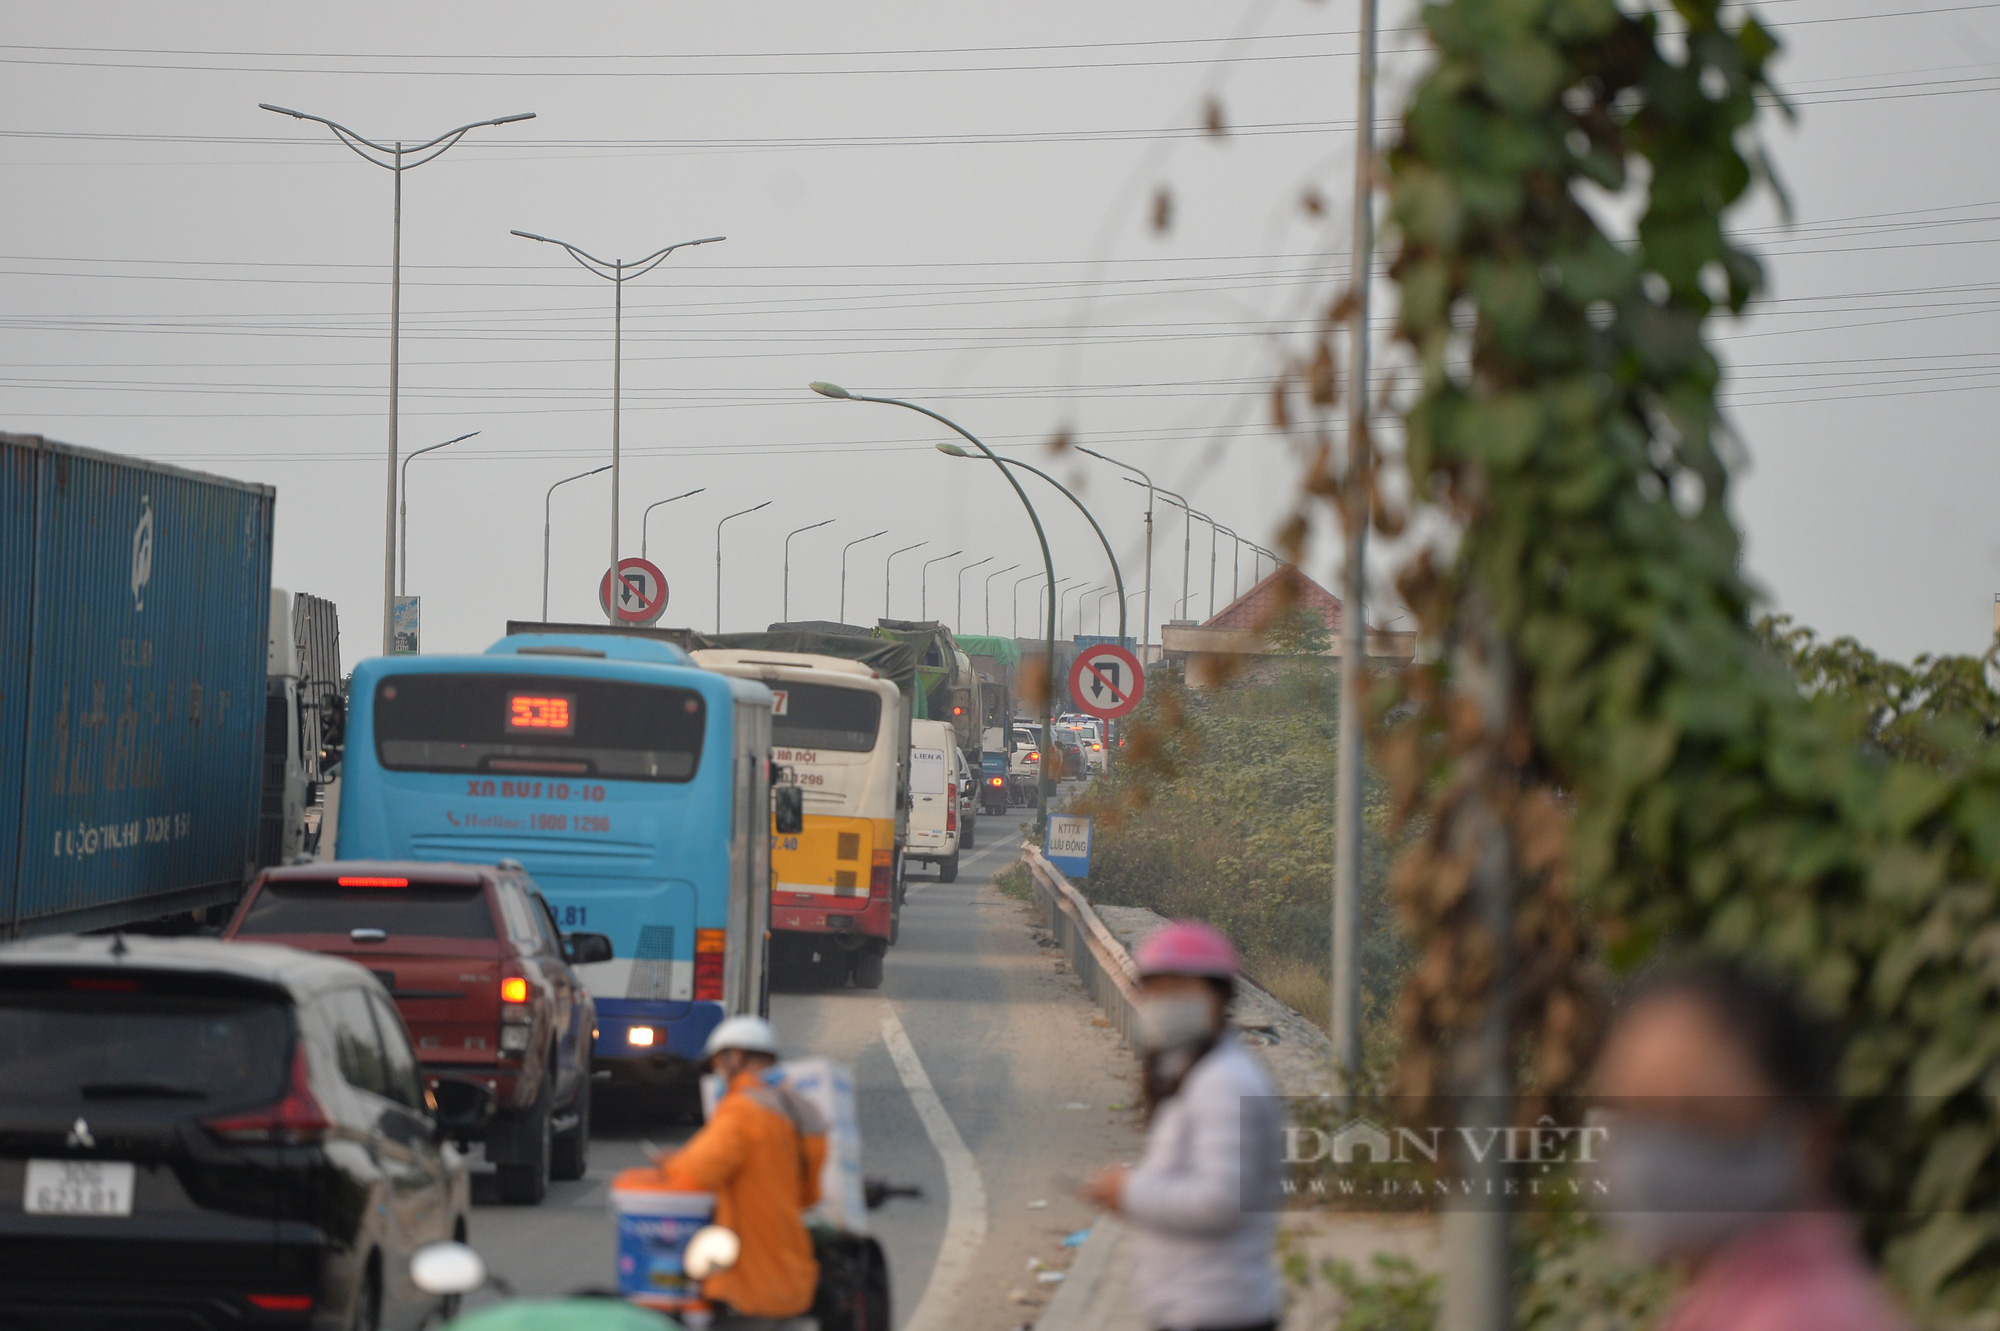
(1593, 1116, 1811, 1260)
(1136, 994, 1216, 1052)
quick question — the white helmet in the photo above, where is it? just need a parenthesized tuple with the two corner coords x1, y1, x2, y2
(701, 1015, 781, 1062)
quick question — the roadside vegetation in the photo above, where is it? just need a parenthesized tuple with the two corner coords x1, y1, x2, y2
(1063, 607, 1412, 1046)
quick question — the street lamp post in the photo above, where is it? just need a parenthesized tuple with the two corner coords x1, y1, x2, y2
(955, 556, 994, 633)
(1219, 525, 1243, 601)
(984, 563, 1022, 635)
(1040, 576, 1078, 645)
(937, 445, 1126, 646)
(1090, 586, 1119, 636)
(511, 229, 725, 625)
(783, 519, 836, 622)
(1076, 447, 1152, 654)
(1012, 571, 1041, 638)
(884, 541, 927, 618)
(641, 488, 706, 564)
(399, 430, 477, 596)
(261, 103, 534, 653)
(1143, 486, 1197, 619)
(1207, 513, 1220, 618)
(543, 463, 611, 620)
(1060, 583, 1091, 639)
(811, 382, 1060, 826)
(920, 550, 964, 622)
(840, 530, 888, 624)
(715, 501, 771, 632)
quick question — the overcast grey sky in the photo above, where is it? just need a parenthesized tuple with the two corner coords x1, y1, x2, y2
(4, 1, 1996, 669)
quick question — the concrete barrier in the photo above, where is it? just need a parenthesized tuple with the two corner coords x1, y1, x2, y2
(1019, 842, 1339, 1096)
(1021, 843, 1143, 1051)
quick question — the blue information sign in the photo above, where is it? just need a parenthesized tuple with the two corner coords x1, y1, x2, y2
(1045, 814, 1093, 878)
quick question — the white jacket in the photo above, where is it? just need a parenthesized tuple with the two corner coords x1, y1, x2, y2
(1121, 1032, 1285, 1329)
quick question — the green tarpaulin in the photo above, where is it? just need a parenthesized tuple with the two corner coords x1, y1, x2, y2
(954, 634, 1022, 667)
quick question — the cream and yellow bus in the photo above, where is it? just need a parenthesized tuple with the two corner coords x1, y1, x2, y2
(689, 648, 905, 988)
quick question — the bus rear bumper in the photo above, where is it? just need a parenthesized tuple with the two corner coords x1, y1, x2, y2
(772, 893, 893, 941)
(590, 998, 724, 1066)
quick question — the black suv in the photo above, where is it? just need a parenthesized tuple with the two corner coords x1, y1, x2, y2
(0, 935, 483, 1330)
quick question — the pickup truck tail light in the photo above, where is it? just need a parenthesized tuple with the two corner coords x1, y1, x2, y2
(498, 962, 533, 1054)
(946, 783, 958, 833)
(204, 1044, 329, 1145)
(694, 929, 726, 1001)
(870, 849, 893, 899)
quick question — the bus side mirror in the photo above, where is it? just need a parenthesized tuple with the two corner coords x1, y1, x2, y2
(773, 785, 804, 835)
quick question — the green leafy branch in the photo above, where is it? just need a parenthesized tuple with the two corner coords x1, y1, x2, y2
(1380, 0, 1998, 1316)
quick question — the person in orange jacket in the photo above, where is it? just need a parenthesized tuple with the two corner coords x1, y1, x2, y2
(656, 1015, 827, 1328)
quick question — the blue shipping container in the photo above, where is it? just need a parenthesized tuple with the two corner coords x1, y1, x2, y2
(0, 433, 274, 937)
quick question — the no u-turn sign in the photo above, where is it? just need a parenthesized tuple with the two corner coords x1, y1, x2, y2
(1067, 643, 1145, 720)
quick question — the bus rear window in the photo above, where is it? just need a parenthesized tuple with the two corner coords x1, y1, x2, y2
(373, 674, 705, 782)
(237, 881, 498, 938)
(771, 682, 882, 753)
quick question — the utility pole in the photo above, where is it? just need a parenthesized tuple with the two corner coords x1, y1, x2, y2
(1334, 0, 1377, 1107)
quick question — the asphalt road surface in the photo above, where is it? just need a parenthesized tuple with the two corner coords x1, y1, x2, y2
(458, 803, 1146, 1329)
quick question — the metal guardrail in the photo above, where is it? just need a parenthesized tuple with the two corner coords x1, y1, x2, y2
(1021, 843, 1143, 1050)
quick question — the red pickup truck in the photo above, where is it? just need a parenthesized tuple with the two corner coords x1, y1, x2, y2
(222, 859, 609, 1205)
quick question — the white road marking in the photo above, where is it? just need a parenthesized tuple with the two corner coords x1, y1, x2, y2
(882, 1006, 988, 1331)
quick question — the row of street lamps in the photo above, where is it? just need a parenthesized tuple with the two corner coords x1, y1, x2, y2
(529, 471, 1123, 638)
(259, 101, 724, 653)
(260, 98, 1275, 658)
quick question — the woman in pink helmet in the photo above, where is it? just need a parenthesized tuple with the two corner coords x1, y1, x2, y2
(1083, 919, 1284, 1331)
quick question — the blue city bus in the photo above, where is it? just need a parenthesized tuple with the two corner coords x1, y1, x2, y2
(335, 630, 772, 1082)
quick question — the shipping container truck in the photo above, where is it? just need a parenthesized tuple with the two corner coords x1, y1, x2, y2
(0, 433, 338, 938)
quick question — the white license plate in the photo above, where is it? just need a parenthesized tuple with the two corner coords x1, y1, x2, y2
(23, 1159, 136, 1216)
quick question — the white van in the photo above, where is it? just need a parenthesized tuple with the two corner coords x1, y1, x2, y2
(908, 718, 965, 882)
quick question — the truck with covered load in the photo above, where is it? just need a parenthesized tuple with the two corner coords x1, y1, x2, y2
(0, 431, 338, 938)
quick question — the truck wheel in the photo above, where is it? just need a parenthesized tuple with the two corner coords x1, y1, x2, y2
(964, 816, 977, 849)
(889, 901, 901, 946)
(496, 1072, 553, 1205)
(550, 1072, 589, 1182)
(851, 949, 885, 990)
(940, 851, 959, 884)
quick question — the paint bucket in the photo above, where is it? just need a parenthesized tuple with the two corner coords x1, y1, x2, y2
(611, 1172, 716, 1317)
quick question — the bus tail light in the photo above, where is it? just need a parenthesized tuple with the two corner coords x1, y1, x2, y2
(694, 929, 726, 1001)
(870, 849, 893, 898)
(204, 1045, 329, 1145)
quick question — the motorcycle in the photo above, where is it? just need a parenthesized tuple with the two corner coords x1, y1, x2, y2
(411, 1178, 921, 1331)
